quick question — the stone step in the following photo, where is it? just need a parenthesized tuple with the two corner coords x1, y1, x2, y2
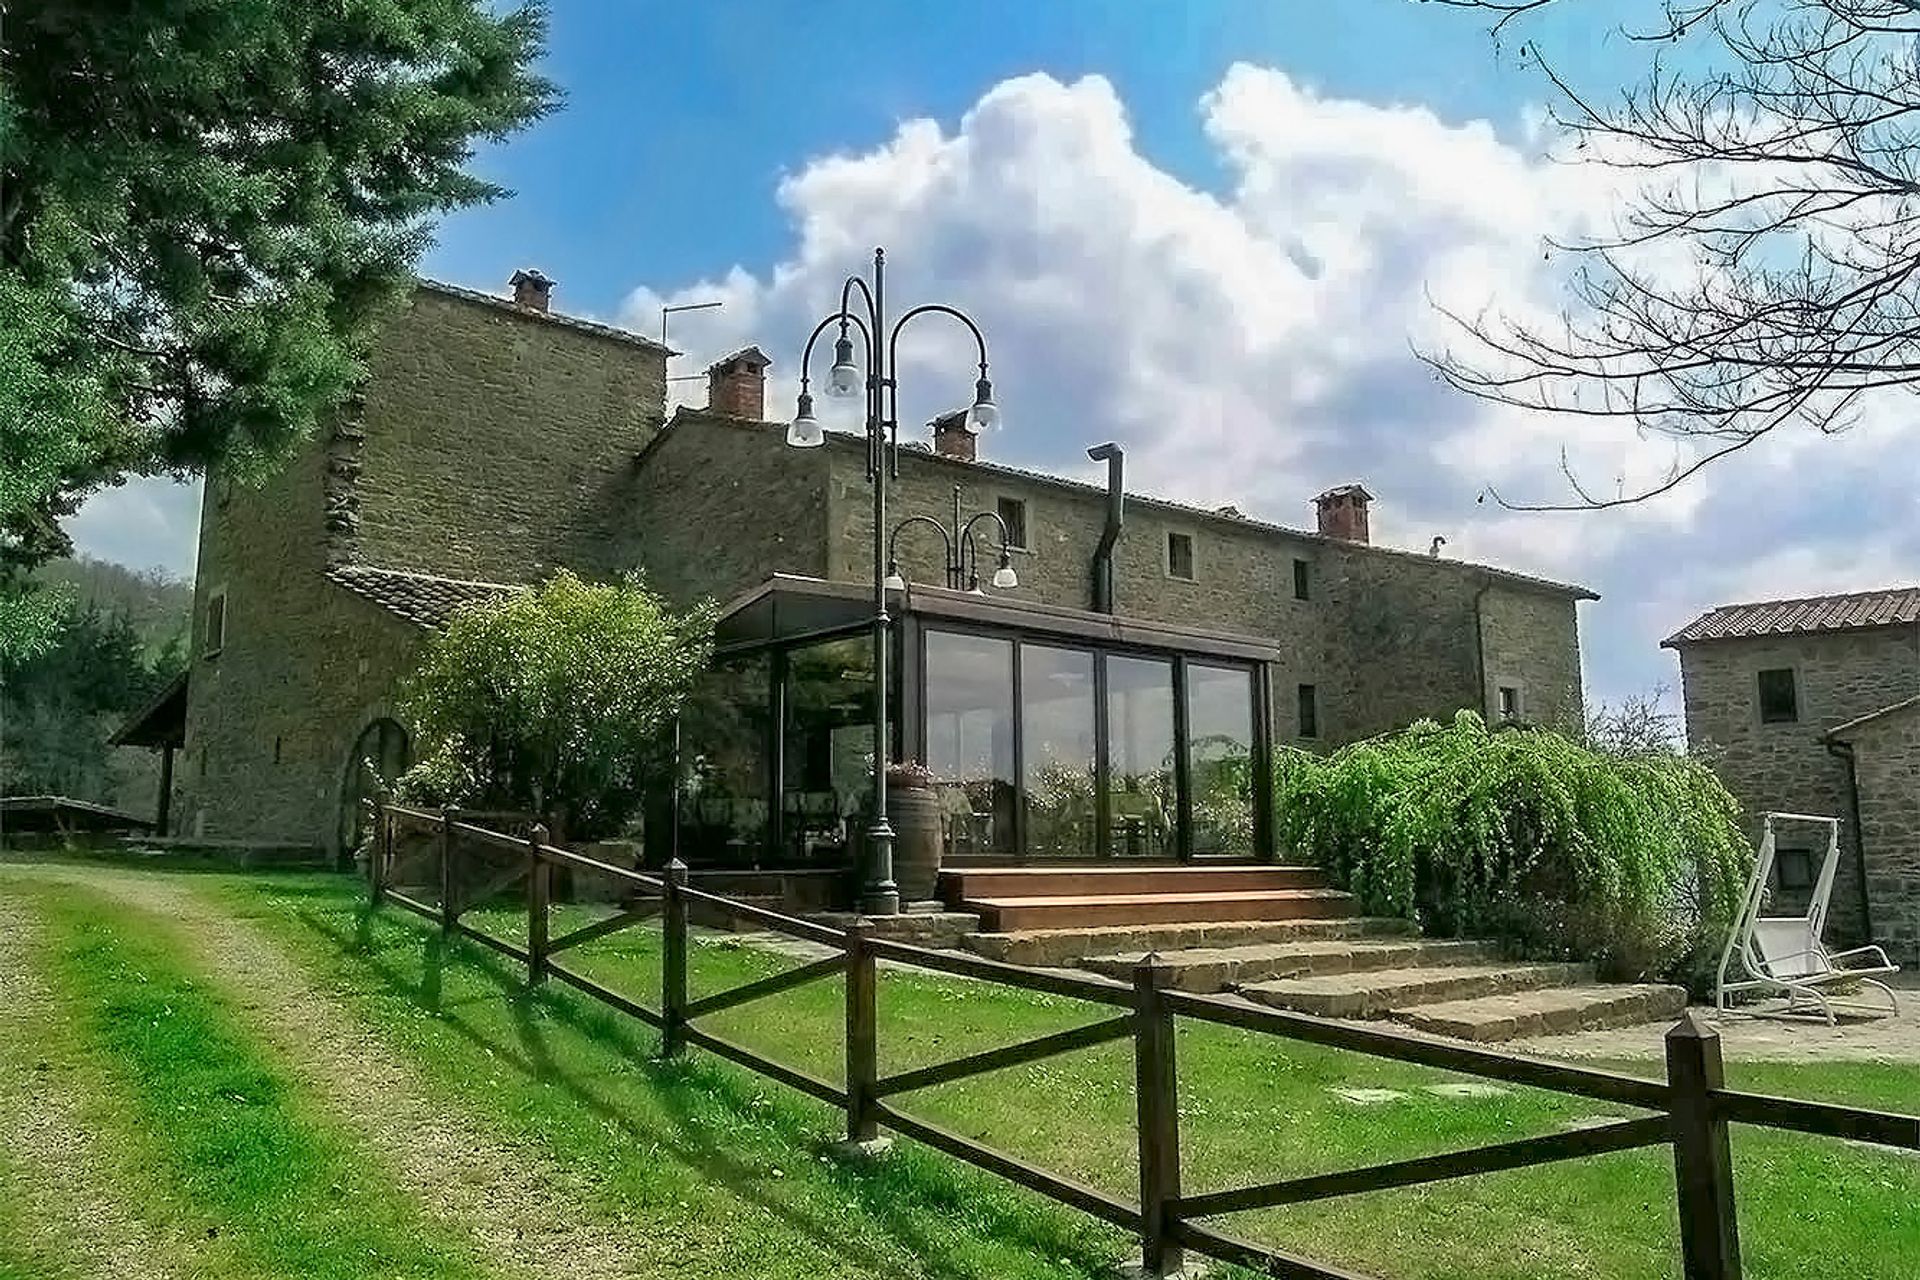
(1079, 939, 1495, 993)
(1396, 984, 1690, 1043)
(1240, 963, 1592, 1019)
(940, 864, 1328, 905)
(965, 888, 1354, 933)
(962, 915, 1417, 968)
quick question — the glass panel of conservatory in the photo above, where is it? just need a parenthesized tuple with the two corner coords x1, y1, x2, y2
(1105, 655, 1176, 858)
(1021, 644, 1097, 857)
(783, 637, 876, 864)
(678, 655, 771, 866)
(1186, 662, 1256, 857)
(924, 630, 1016, 859)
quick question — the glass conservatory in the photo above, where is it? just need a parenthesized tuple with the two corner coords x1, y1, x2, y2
(674, 575, 1278, 870)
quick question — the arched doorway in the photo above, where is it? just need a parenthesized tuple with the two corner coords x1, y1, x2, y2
(337, 718, 411, 865)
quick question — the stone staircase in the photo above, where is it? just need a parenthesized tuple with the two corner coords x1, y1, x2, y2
(943, 865, 1688, 1043)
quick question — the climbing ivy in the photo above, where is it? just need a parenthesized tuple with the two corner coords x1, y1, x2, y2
(1275, 711, 1751, 989)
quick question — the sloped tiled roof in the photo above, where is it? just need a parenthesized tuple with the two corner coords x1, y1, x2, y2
(326, 564, 522, 629)
(1663, 586, 1920, 647)
(415, 278, 675, 355)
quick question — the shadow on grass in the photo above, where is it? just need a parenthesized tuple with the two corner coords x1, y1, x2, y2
(289, 902, 1121, 1280)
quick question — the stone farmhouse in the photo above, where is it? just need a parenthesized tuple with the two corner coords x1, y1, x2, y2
(1666, 589, 1920, 965)
(123, 272, 1596, 874)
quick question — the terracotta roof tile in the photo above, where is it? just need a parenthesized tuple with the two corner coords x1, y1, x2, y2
(1663, 586, 1920, 647)
(326, 564, 521, 630)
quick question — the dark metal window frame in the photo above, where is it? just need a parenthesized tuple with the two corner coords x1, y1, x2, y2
(1296, 683, 1319, 739)
(909, 618, 1273, 862)
(1292, 558, 1311, 601)
(995, 495, 1029, 551)
(1166, 531, 1196, 581)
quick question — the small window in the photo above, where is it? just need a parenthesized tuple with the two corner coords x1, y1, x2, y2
(204, 590, 227, 658)
(1167, 531, 1195, 580)
(1775, 847, 1815, 891)
(996, 496, 1028, 550)
(1297, 683, 1319, 739)
(1292, 558, 1311, 601)
(1498, 685, 1522, 721)
(1757, 668, 1798, 724)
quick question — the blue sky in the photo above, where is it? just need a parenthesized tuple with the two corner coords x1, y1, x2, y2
(68, 1, 1920, 711)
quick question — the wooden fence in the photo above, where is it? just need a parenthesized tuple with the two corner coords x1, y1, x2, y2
(370, 803, 1919, 1280)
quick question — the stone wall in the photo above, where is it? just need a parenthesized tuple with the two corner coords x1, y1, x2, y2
(624, 411, 833, 608)
(349, 287, 669, 584)
(826, 442, 1585, 746)
(180, 440, 425, 855)
(1841, 704, 1920, 967)
(1674, 625, 1920, 942)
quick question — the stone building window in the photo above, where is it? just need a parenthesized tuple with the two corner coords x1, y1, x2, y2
(1775, 846, 1815, 891)
(1498, 685, 1523, 722)
(996, 495, 1028, 550)
(1292, 558, 1311, 601)
(203, 590, 227, 659)
(1756, 667, 1799, 724)
(1166, 531, 1195, 580)
(1297, 683, 1319, 739)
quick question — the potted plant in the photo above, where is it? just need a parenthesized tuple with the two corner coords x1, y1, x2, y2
(886, 759, 944, 903)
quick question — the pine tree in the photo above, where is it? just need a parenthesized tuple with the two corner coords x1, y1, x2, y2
(0, 1, 557, 653)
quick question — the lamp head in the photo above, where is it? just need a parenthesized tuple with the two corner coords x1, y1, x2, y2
(786, 391, 824, 448)
(827, 334, 861, 398)
(965, 375, 999, 433)
(991, 549, 1019, 590)
(883, 559, 907, 592)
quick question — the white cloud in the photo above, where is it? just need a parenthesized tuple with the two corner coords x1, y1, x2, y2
(620, 65, 1920, 706)
(64, 475, 201, 580)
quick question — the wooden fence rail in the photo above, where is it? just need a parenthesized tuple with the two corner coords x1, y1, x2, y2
(369, 802, 1919, 1280)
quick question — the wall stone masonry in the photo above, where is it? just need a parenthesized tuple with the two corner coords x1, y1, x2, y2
(1831, 701, 1920, 967)
(1673, 624, 1920, 946)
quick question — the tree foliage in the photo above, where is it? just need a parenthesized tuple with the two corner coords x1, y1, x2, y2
(1276, 711, 1750, 987)
(0, 0, 556, 636)
(1431, 0, 1920, 506)
(397, 572, 717, 840)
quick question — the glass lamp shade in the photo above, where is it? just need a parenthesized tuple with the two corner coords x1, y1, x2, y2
(966, 376, 999, 432)
(827, 335, 862, 397)
(786, 393, 824, 448)
(991, 560, 1019, 590)
(883, 561, 907, 592)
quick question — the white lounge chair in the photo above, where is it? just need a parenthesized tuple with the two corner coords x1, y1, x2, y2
(1715, 812, 1900, 1024)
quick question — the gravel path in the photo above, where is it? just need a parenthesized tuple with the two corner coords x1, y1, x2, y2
(0, 891, 191, 1280)
(25, 866, 666, 1280)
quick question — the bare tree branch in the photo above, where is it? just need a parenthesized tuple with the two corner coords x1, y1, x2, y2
(1426, 0, 1920, 508)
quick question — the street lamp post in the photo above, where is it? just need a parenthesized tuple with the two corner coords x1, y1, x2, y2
(786, 248, 1000, 917)
(885, 485, 1020, 594)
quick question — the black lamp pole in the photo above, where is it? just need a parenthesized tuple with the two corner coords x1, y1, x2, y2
(787, 248, 999, 916)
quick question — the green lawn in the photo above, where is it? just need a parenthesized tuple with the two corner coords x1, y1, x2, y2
(215, 872, 1918, 1280)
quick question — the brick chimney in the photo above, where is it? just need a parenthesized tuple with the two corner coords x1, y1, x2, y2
(509, 268, 553, 312)
(1314, 484, 1373, 544)
(707, 346, 771, 419)
(931, 409, 975, 462)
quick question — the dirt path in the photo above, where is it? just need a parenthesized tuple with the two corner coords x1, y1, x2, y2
(0, 892, 191, 1280)
(27, 866, 663, 1280)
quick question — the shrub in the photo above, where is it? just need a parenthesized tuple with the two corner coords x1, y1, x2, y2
(396, 571, 716, 840)
(1275, 711, 1750, 989)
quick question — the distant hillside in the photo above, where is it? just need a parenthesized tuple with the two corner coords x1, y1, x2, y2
(36, 556, 193, 655)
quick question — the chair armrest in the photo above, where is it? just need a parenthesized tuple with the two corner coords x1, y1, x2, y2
(1827, 944, 1896, 970)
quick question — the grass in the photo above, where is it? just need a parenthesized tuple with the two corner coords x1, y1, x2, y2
(218, 874, 1920, 1280)
(15, 880, 500, 1280)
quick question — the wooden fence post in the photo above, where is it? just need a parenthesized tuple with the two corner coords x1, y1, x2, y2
(369, 798, 386, 907)
(1133, 954, 1183, 1278)
(843, 920, 880, 1146)
(662, 858, 689, 1059)
(527, 823, 551, 986)
(439, 804, 460, 934)
(1667, 1011, 1742, 1280)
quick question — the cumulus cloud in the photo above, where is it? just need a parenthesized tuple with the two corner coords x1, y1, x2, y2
(622, 65, 1920, 704)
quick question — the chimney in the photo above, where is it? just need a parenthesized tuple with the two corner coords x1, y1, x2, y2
(509, 268, 553, 312)
(706, 346, 771, 419)
(931, 409, 975, 462)
(1314, 484, 1373, 544)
